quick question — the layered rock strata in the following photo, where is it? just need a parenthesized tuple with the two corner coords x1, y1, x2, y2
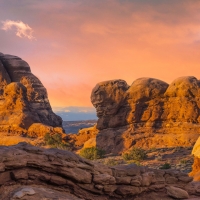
(1, 143, 200, 200)
(91, 77, 200, 154)
(0, 53, 62, 134)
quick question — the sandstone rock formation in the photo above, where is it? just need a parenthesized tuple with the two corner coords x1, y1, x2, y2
(0, 53, 62, 135)
(189, 136, 200, 181)
(91, 77, 200, 154)
(1, 142, 200, 200)
(66, 125, 99, 149)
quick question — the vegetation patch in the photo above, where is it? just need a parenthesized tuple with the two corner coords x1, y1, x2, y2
(104, 158, 120, 166)
(179, 159, 188, 165)
(126, 160, 142, 166)
(44, 133, 70, 150)
(160, 162, 171, 169)
(122, 147, 147, 161)
(79, 147, 105, 160)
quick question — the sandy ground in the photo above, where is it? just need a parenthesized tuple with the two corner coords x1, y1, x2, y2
(94, 146, 194, 173)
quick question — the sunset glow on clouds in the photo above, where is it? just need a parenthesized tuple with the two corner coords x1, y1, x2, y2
(1, 0, 200, 108)
(1, 20, 35, 40)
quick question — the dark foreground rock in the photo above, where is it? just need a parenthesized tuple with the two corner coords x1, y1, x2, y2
(0, 143, 200, 200)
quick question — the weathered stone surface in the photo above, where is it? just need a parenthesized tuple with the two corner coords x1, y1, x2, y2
(116, 176, 132, 184)
(130, 175, 142, 186)
(0, 143, 198, 199)
(9, 186, 82, 200)
(13, 187, 35, 199)
(90, 77, 200, 154)
(165, 176, 178, 184)
(50, 175, 67, 185)
(91, 79, 129, 119)
(0, 52, 62, 134)
(0, 60, 11, 98)
(93, 174, 116, 185)
(141, 172, 155, 186)
(67, 125, 99, 148)
(116, 185, 143, 196)
(27, 123, 65, 138)
(166, 186, 189, 199)
(0, 82, 36, 129)
(190, 136, 200, 180)
(112, 164, 144, 177)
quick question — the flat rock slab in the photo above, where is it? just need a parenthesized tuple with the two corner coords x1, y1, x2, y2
(8, 186, 83, 200)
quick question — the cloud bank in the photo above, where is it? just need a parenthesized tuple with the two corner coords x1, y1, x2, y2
(1, 20, 36, 40)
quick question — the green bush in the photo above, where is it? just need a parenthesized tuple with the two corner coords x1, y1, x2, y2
(179, 159, 187, 165)
(122, 147, 147, 161)
(160, 162, 171, 169)
(79, 147, 105, 160)
(126, 160, 142, 166)
(44, 133, 70, 150)
(104, 158, 119, 166)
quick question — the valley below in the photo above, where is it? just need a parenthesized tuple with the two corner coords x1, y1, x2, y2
(62, 120, 97, 134)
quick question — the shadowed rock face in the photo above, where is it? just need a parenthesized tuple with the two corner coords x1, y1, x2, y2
(1, 143, 199, 200)
(91, 80, 129, 129)
(91, 77, 200, 153)
(0, 53, 62, 132)
(91, 80, 129, 117)
(0, 60, 11, 98)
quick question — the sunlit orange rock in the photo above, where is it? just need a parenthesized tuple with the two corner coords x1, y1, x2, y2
(67, 125, 99, 148)
(190, 137, 200, 180)
(0, 53, 63, 135)
(91, 76, 200, 154)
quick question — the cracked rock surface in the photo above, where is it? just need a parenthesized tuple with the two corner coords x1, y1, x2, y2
(0, 143, 200, 200)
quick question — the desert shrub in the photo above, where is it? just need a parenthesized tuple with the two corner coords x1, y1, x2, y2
(44, 133, 70, 150)
(126, 160, 142, 166)
(174, 146, 183, 152)
(104, 158, 119, 166)
(148, 147, 157, 153)
(79, 147, 105, 160)
(179, 159, 187, 165)
(155, 154, 163, 161)
(160, 162, 171, 169)
(122, 147, 147, 161)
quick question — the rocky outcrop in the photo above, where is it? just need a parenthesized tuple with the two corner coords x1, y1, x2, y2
(91, 77, 200, 154)
(1, 143, 200, 200)
(189, 137, 200, 180)
(66, 125, 99, 149)
(0, 53, 62, 134)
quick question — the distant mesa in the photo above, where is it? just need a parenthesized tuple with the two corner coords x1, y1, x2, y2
(90, 76, 200, 154)
(0, 52, 63, 137)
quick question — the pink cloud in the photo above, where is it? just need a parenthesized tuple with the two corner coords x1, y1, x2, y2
(1, 20, 36, 40)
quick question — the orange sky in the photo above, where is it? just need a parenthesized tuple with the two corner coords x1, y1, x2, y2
(1, 0, 200, 107)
